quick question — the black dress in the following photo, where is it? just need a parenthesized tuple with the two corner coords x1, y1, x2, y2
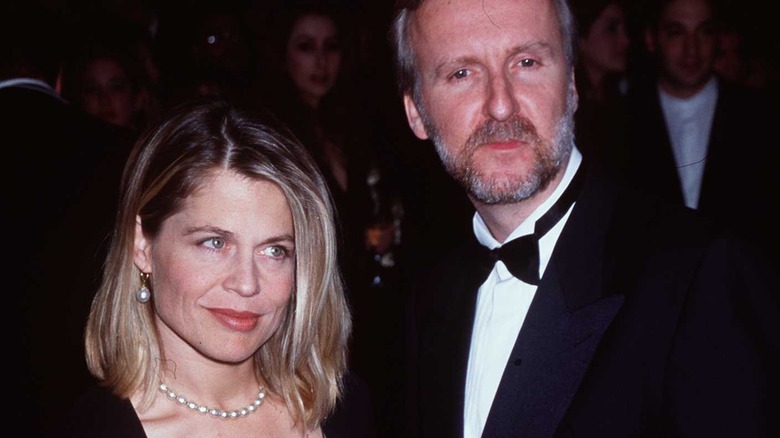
(52, 372, 377, 438)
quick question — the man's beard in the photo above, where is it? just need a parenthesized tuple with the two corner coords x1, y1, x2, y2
(421, 86, 576, 205)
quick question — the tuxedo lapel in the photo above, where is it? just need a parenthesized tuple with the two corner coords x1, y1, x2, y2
(482, 168, 625, 437)
(482, 278, 623, 437)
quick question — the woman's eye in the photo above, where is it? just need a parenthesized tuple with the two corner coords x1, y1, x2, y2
(203, 237, 226, 250)
(108, 80, 131, 93)
(295, 41, 315, 52)
(324, 39, 341, 52)
(261, 245, 288, 258)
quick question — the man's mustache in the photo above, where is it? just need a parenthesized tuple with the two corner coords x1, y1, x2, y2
(466, 116, 541, 149)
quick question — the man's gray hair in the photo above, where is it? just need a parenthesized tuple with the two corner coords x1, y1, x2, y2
(390, 0, 577, 102)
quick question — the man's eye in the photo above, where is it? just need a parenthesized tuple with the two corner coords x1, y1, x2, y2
(203, 237, 226, 249)
(519, 58, 536, 67)
(452, 69, 469, 80)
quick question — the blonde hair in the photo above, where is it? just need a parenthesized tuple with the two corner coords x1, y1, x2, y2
(84, 97, 351, 428)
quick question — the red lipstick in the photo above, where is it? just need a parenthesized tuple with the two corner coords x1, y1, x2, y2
(208, 308, 260, 332)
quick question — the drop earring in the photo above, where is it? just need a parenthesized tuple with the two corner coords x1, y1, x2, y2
(136, 272, 151, 303)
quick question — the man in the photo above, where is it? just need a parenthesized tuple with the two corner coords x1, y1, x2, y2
(1, 2, 129, 432)
(391, 0, 778, 436)
(625, 0, 779, 261)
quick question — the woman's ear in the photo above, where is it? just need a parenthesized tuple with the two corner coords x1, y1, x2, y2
(133, 215, 153, 273)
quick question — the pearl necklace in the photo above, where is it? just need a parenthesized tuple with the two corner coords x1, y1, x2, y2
(159, 383, 266, 420)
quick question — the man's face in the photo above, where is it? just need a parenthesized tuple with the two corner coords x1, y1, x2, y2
(403, 0, 576, 205)
(650, 0, 717, 97)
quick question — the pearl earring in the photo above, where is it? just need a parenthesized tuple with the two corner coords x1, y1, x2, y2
(136, 272, 151, 303)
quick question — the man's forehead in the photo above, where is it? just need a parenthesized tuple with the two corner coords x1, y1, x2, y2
(660, 0, 713, 24)
(414, 0, 551, 23)
(410, 0, 557, 41)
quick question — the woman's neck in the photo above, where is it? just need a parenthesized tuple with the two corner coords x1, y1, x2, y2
(298, 90, 321, 111)
(583, 63, 609, 101)
(153, 331, 261, 406)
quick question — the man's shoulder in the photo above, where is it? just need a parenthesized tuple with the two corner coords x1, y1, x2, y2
(715, 81, 779, 130)
(1, 85, 126, 160)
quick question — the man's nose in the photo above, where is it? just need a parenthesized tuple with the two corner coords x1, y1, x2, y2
(485, 72, 518, 121)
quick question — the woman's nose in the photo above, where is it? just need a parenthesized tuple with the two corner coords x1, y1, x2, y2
(224, 253, 260, 297)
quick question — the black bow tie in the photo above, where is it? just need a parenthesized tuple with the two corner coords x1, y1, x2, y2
(478, 165, 585, 285)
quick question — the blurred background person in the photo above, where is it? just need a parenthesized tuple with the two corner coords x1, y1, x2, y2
(571, 0, 632, 170)
(62, 31, 160, 135)
(258, 1, 407, 434)
(625, 0, 779, 263)
(713, 19, 750, 86)
(712, 2, 779, 95)
(74, 48, 149, 130)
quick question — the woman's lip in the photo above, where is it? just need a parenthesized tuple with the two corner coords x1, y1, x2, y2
(208, 308, 260, 332)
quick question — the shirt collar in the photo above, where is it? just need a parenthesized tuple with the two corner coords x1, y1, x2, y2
(474, 146, 583, 249)
(0, 77, 66, 102)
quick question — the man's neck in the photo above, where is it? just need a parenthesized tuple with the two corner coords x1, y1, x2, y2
(658, 74, 715, 99)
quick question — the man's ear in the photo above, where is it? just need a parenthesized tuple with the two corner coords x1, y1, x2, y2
(570, 70, 579, 112)
(403, 93, 430, 140)
(133, 215, 152, 274)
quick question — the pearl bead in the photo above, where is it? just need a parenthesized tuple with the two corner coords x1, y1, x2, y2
(159, 382, 266, 420)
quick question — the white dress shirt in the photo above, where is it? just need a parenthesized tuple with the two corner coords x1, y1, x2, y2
(0, 77, 65, 102)
(463, 148, 583, 438)
(658, 77, 718, 209)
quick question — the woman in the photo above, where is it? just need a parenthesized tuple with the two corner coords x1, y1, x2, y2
(262, 1, 377, 259)
(261, 2, 406, 402)
(74, 51, 148, 130)
(62, 30, 160, 134)
(58, 98, 373, 437)
(571, 0, 631, 169)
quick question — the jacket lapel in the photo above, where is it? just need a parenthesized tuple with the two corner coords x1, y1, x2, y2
(482, 167, 625, 437)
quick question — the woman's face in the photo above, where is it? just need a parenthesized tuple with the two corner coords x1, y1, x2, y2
(285, 13, 342, 108)
(578, 2, 630, 76)
(134, 170, 296, 364)
(81, 56, 138, 129)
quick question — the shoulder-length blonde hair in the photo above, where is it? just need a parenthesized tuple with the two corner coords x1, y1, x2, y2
(84, 97, 350, 428)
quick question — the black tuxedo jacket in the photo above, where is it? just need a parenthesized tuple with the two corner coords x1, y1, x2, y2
(622, 77, 779, 261)
(404, 165, 779, 437)
(2, 82, 131, 433)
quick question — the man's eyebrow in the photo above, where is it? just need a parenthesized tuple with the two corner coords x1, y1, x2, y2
(433, 56, 481, 78)
(508, 41, 555, 58)
(432, 40, 556, 77)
